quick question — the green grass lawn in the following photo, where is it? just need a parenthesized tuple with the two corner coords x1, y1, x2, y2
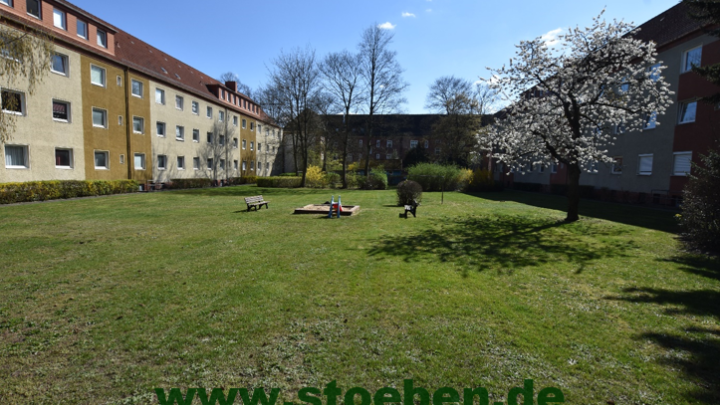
(1, 187, 718, 405)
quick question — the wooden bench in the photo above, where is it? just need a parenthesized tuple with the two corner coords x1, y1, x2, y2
(403, 199, 420, 218)
(245, 195, 270, 211)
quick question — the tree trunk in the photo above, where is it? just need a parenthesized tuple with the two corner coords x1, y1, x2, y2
(566, 163, 581, 222)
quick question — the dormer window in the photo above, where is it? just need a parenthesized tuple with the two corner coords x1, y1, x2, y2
(97, 30, 108, 48)
(27, 0, 40, 19)
(53, 9, 66, 30)
(77, 20, 88, 39)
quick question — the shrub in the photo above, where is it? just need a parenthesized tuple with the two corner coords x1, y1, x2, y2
(407, 163, 465, 192)
(0, 180, 138, 205)
(397, 180, 423, 206)
(358, 169, 388, 190)
(466, 169, 505, 192)
(227, 176, 256, 186)
(512, 182, 544, 192)
(326, 172, 341, 187)
(346, 173, 361, 189)
(256, 177, 302, 188)
(279, 172, 300, 177)
(678, 149, 720, 254)
(305, 166, 328, 188)
(167, 178, 213, 189)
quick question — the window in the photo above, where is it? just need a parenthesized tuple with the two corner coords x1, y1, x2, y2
(51, 54, 68, 75)
(410, 140, 418, 149)
(219, 111, 225, 122)
(155, 88, 165, 104)
(26, 0, 40, 18)
(94, 151, 108, 169)
(233, 138, 238, 148)
(119, 154, 125, 164)
(612, 157, 623, 174)
(386, 154, 392, 160)
(673, 152, 692, 176)
(376, 140, 381, 147)
(193, 157, 200, 170)
(175, 96, 184, 110)
(638, 154, 653, 175)
(258, 143, 262, 151)
(132, 116, 144, 134)
(219, 135, 225, 146)
(551, 164, 558, 174)
(648, 63, 662, 82)
(97, 30, 107, 48)
(157, 155, 167, 170)
(192, 101, 199, 115)
(424, 140, 429, 149)
(233, 160, 238, 171)
(117, 76, 122, 87)
(92, 108, 107, 128)
(250, 160, 254, 171)
(251, 122, 255, 131)
(53, 8, 66, 30)
(134, 153, 145, 170)
(233, 116, 238, 126)
(55, 148, 72, 168)
(679, 101, 697, 124)
(118, 115, 123, 126)
(207, 158, 213, 169)
(156, 122, 166, 137)
(242, 139, 247, 149)
(176, 126, 184, 140)
(177, 156, 185, 170)
(207, 132, 213, 143)
(242, 161, 247, 171)
(193, 129, 199, 142)
(52, 100, 70, 121)
(91, 65, 106, 87)
(375, 154, 380, 160)
(644, 112, 657, 130)
(683, 46, 702, 73)
(435, 147, 441, 155)
(131, 80, 143, 98)
(266, 162, 270, 171)
(5, 145, 28, 168)
(242, 119, 247, 129)
(77, 20, 88, 40)
(206, 106, 212, 118)
(250, 141, 254, 151)
(387, 140, 393, 148)
(220, 159, 226, 170)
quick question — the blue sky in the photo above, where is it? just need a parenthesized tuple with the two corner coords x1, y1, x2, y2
(72, 0, 679, 114)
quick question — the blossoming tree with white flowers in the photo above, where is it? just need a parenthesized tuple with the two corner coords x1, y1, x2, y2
(483, 12, 674, 222)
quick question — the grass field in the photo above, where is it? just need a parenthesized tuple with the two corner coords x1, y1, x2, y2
(0, 186, 718, 405)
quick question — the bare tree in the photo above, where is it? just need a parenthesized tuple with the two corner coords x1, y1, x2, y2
(311, 92, 339, 171)
(0, 24, 54, 144)
(320, 50, 364, 187)
(201, 115, 236, 183)
(269, 47, 322, 187)
(219, 71, 254, 99)
(358, 25, 408, 176)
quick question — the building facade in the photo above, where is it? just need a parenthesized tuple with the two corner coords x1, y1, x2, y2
(0, 0, 281, 186)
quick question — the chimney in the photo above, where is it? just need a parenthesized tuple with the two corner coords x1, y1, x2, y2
(225, 81, 238, 92)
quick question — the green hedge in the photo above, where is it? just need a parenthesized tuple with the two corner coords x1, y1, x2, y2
(358, 169, 389, 190)
(228, 176, 257, 185)
(0, 180, 138, 205)
(408, 163, 465, 192)
(256, 177, 302, 188)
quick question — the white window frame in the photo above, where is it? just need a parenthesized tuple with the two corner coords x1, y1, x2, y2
(234, 160, 238, 171)
(242, 161, 247, 171)
(638, 154, 654, 176)
(53, 8, 66, 30)
(242, 139, 246, 150)
(155, 88, 165, 105)
(682, 46, 702, 73)
(156, 121, 166, 137)
(192, 129, 200, 142)
(192, 101, 199, 115)
(51, 53, 69, 76)
(1, 89, 25, 116)
(207, 158, 213, 170)
(250, 160, 254, 171)
(206, 106, 212, 118)
(131, 79, 143, 98)
(175, 95, 184, 110)
(52, 99, 71, 122)
(134, 153, 146, 170)
(678, 100, 697, 124)
(92, 107, 107, 128)
(157, 154, 167, 170)
(673, 152, 693, 176)
(97, 29, 108, 48)
(94, 150, 109, 170)
(193, 157, 200, 170)
(611, 157, 623, 174)
(219, 111, 225, 122)
(90, 64, 106, 87)
(250, 141, 254, 151)
(644, 112, 657, 130)
(26, 0, 40, 19)
(77, 20, 88, 40)
(55, 148, 73, 169)
(5, 144, 29, 169)
(176, 126, 185, 141)
(132, 116, 144, 134)
(242, 119, 247, 129)
(177, 156, 185, 170)
(233, 116, 238, 126)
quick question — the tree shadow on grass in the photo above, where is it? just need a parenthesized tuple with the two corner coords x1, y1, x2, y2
(659, 254, 720, 282)
(367, 214, 635, 274)
(168, 186, 332, 198)
(608, 287, 720, 404)
(468, 191, 679, 233)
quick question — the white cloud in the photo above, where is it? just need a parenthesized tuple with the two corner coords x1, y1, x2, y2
(402, 12, 416, 18)
(541, 28, 564, 47)
(426, 8, 433, 12)
(378, 22, 396, 30)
